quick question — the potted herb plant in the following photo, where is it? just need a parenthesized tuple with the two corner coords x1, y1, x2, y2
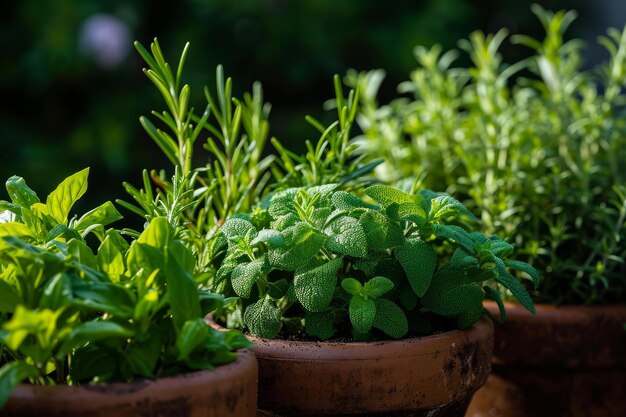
(350, 5, 626, 417)
(0, 170, 257, 417)
(209, 183, 537, 416)
(120, 38, 538, 417)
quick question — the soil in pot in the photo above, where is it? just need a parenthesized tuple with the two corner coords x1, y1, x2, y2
(466, 302, 626, 417)
(1, 349, 258, 417)
(248, 317, 494, 417)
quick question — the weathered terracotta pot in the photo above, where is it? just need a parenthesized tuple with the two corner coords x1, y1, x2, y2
(250, 318, 493, 416)
(2, 349, 258, 417)
(466, 302, 626, 417)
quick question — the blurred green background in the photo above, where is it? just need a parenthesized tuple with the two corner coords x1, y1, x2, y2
(0, 0, 619, 214)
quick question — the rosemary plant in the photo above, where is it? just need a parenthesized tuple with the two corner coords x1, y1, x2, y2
(351, 5, 626, 305)
(119, 40, 377, 282)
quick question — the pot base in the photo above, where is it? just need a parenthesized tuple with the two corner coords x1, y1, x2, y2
(258, 398, 472, 416)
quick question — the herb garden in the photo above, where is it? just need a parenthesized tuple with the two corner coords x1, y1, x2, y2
(1, 4, 624, 417)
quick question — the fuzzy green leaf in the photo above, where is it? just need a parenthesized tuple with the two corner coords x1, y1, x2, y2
(45, 168, 89, 224)
(341, 277, 362, 295)
(324, 216, 367, 257)
(231, 257, 267, 298)
(429, 195, 476, 220)
(294, 257, 342, 312)
(484, 286, 506, 322)
(359, 210, 405, 250)
(268, 223, 326, 270)
(349, 295, 376, 333)
(387, 201, 427, 226)
(363, 276, 394, 299)
(305, 311, 335, 340)
(364, 185, 416, 208)
(331, 191, 372, 210)
(494, 258, 535, 313)
(432, 224, 475, 253)
(421, 266, 485, 319)
(489, 239, 514, 258)
(373, 298, 408, 339)
(250, 229, 285, 248)
(457, 302, 485, 329)
(395, 239, 437, 297)
(505, 259, 541, 287)
(222, 218, 258, 242)
(243, 297, 282, 338)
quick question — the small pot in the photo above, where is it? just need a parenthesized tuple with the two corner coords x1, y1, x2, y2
(466, 302, 626, 417)
(248, 318, 493, 416)
(2, 349, 258, 417)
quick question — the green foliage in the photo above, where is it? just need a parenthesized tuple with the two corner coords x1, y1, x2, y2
(0, 168, 121, 246)
(215, 184, 536, 340)
(352, 5, 626, 305)
(0, 173, 250, 408)
(119, 40, 379, 282)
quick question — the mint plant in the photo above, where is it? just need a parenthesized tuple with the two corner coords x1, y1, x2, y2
(0, 172, 251, 409)
(351, 5, 626, 305)
(214, 184, 537, 340)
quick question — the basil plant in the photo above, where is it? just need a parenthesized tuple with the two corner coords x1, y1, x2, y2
(0, 170, 251, 409)
(213, 184, 538, 340)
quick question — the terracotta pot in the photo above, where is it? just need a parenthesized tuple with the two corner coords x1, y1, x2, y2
(2, 349, 258, 417)
(466, 302, 626, 417)
(249, 318, 493, 416)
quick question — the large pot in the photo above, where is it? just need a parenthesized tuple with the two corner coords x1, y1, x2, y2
(466, 302, 626, 417)
(2, 349, 258, 417)
(250, 318, 493, 417)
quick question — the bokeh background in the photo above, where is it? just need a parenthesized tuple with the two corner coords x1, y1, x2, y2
(1, 0, 623, 213)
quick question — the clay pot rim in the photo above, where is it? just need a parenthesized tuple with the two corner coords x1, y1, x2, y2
(212, 317, 493, 361)
(8, 349, 256, 399)
(488, 301, 626, 322)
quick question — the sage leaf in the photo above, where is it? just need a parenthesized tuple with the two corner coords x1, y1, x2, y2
(231, 257, 267, 298)
(324, 215, 367, 257)
(373, 298, 408, 339)
(359, 209, 405, 250)
(268, 223, 326, 270)
(395, 239, 437, 297)
(363, 276, 395, 299)
(294, 257, 342, 312)
(349, 295, 376, 333)
(244, 297, 282, 338)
